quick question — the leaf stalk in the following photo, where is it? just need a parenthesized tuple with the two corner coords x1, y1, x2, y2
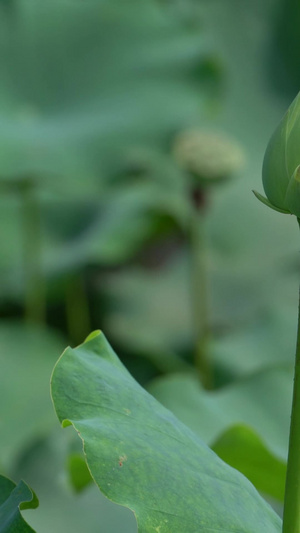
(189, 200, 212, 388)
(282, 217, 300, 533)
(21, 178, 46, 324)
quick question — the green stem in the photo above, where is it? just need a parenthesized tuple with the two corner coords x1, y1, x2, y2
(189, 204, 212, 389)
(21, 179, 46, 324)
(282, 218, 300, 533)
(65, 272, 91, 345)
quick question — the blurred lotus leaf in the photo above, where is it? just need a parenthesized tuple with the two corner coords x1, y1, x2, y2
(0, 322, 65, 472)
(0, 0, 215, 191)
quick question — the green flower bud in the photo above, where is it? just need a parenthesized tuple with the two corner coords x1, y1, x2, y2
(172, 129, 244, 185)
(254, 92, 300, 216)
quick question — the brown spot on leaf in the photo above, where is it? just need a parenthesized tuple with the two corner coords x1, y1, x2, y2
(118, 454, 127, 467)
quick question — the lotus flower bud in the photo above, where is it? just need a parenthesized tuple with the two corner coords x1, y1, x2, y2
(255, 92, 300, 216)
(172, 129, 244, 185)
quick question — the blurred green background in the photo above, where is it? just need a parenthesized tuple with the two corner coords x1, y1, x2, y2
(1, 0, 300, 530)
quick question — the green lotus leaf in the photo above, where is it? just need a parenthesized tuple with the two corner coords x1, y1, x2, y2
(0, 475, 38, 532)
(14, 428, 136, 533)
(211, 425, 286, 502)
(148, 367, 293, 501)
(51, 331, 281, 532)
(67, 453, 93, 494)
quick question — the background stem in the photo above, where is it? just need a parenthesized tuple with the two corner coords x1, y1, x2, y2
(65, 272, 91, 345)
(189, 202, 212, 389)
(282, 218, 300, 533)
(21, 179, 46, 324)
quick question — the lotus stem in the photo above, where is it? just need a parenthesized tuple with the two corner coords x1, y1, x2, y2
(21, 178, 46, 324)
(282, 218, 300, 533)
(189, 198, 212, 389)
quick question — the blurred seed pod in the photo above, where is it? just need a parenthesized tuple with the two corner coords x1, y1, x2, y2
(172, 129, 244, 185)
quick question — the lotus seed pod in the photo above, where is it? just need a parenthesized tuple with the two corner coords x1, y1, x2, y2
(257, 92, 300, 216)
(172, 129, 244, 184)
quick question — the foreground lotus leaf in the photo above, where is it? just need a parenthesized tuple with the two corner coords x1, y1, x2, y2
(51, 331, 281, 532)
